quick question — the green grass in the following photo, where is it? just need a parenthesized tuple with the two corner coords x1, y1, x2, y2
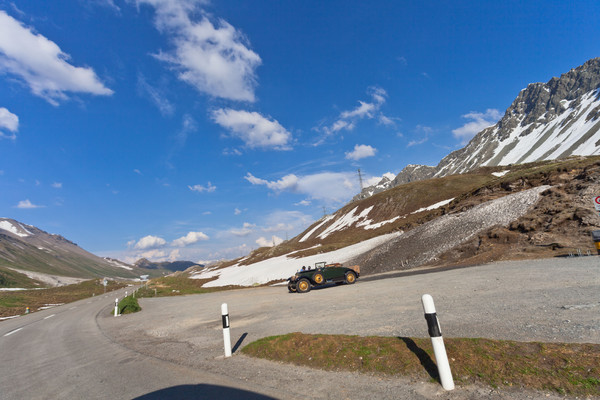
(242, 332, 600, 396)
(0, 279, 127, 317)
(118, 295, 141, 314)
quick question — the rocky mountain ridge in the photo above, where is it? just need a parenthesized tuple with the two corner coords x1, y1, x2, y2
(354, 57, 600, 201)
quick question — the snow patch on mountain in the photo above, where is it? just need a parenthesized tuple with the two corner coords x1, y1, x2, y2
(411, 198, 455, 214)
(299, 215, 334, 242)
(191, 232, 401, 287)
(0, 220, 32, 237)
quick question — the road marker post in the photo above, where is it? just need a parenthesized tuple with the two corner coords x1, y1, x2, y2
(221, 303, 232, 357)
(114, 298, 119, 317)
(25, 307, 29, 314)
(421, 294, 454, 391)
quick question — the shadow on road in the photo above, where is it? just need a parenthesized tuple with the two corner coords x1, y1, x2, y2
(134, 384, 278, 399)
(232, 332, 248, 353)
(398, 337, 440, 382)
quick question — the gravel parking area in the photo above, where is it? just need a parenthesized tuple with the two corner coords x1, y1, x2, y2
(99, 256, 600, 399)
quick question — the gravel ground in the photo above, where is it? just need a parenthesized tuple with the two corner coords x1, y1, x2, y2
(98, 256, 600, 399)
(350, 186, 551, 274)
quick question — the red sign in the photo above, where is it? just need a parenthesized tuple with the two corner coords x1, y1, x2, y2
(595, 196, 600, 211)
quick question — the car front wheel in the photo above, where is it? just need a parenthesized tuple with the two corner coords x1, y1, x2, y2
(297, 278, 311, 293)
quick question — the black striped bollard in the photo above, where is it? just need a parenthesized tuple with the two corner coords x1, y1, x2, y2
(221, 303, 232, 357)
(114, 298, 119, 317)
(421, 294, 454, 390)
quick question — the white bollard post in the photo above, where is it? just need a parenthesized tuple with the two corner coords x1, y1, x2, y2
(221, 303, 232, 357)
(114, 298, 119, 317)
(421, 294, 454, 391)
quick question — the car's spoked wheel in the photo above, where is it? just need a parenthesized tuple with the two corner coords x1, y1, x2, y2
(313, 273, 324, 284)
(297, 278, 311, 293)
(288, 283, 297, 292)
(345, 271, 356, 284)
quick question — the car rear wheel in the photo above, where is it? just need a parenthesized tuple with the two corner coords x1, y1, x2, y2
(297, 278, 311, 293)
(288, 283, 297, 292)
(313, 272, 324, 285)
(345, 271, 357, 284)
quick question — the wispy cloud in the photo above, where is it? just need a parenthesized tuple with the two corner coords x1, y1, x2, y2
(211, 108, 292, 150)
(0, 11, 113, 105)
(188, 182, 216, 193)
(316, 86, 396, 144)
(230, 222, 256, 237)
(452, 109, 502, 144)
(0, 107, 18, 140)
(407, 125, 432, 147)
(345, 144, 377, 161)
(137, 73, 175, 116)
(137, 0, 261, 102)
(51, 182, 62, 189)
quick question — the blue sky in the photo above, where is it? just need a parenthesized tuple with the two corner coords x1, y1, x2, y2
(1, 0, 598, 264)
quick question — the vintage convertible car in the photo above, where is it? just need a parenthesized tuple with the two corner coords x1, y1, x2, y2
(287, 262, 360, 293)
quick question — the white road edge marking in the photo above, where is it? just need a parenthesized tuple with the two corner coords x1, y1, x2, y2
(44, 314, 55, 320)
(3, 327, 23, 337)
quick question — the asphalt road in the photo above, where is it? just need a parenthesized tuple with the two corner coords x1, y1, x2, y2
(0, 287, 280, 399)
(2, 256, 599, 399)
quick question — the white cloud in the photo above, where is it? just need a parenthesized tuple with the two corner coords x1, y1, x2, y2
(255, 235, 283, 248)
(295, 199, 311, 206)
(138, 0, 261, 102)
(0, 107, 18, 139)
(0, 11, 113, 105)
(230, 222, 256, 237)
(172, 231, 209, 247)
(246, 171, 359, 203)
(211, 108, 292, 150)
(345, 144, 377, 161)
(15, 199, 44, 209)
(188, 182, 216, 193)
(245, 173, 298, 191)
(234, 208, 242, 215)
(51, 182, 62, 189)
(134, 235, 167, 250)
(452, 109, 502, 144)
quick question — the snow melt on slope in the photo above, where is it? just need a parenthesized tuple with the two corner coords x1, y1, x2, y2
(317, 206, 374, 239)
(299, 215, 334, 242)
(411, 198, 455, 214)
(191, 232, 402, 287)
(0, 220, 32, 237)
(492, 170, 510, 177)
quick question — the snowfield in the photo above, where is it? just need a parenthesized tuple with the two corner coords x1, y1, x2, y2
(190, 232, 402, 287)
(0, 220, 32, 237)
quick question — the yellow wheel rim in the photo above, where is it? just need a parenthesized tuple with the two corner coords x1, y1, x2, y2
(314, 274, 323, 284)
(298, 281, 309, 291)
(347, 273, 355, 283)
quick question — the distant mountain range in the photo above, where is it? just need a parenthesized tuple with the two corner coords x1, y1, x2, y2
(354, 57, 600, 201)
(0, 218, 200, 287)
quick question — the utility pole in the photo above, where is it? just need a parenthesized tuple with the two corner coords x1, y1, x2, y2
(357, 169, 364, 191)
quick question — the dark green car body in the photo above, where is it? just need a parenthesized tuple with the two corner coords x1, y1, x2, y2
(287, 262, 360, 293)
